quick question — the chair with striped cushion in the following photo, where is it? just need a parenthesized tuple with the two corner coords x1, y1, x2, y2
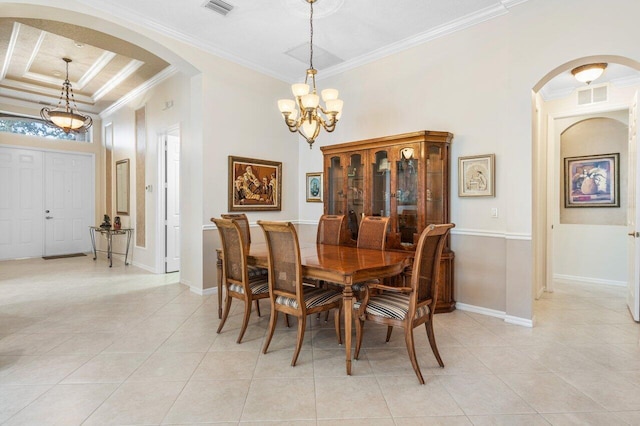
(213, 217, 271, 344)
(258, 220, 343, 366)
(221, 213, 268, 316)
(354, 223, 455, 384)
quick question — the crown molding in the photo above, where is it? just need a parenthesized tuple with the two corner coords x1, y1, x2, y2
(75, 0, 290, 83)
(93, 59, 143, 101)
(75, 0, 530, 83)
(319, 1, 528, 80)
(99, 65, 176, 118)
(1, 22, 20, 81)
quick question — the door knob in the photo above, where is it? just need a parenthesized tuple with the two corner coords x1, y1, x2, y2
(45, 216, 53, 219)
(628, 232, 639, 237)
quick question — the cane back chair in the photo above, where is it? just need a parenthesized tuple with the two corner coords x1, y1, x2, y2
(258, 220, 343, 366)
(212, 217, 270, 344)
(220, 213, 268, 316)
(354, 223, 455, 384)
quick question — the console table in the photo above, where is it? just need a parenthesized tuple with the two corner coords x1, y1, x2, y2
(89, 227, 134, 267)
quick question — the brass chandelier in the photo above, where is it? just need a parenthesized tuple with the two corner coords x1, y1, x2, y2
(41, 58, 93, 133)
(277, 0, 343, 148)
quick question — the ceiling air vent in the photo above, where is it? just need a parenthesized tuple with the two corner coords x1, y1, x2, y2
(203, 0, 234, 16)
(577, 85, 608, 105)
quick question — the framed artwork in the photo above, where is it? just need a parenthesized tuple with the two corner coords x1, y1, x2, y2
(458, 154, 495, 197)
(564, 153, 619, 208)
(306, 172, 323, 202)
(228, 156, 282, 211)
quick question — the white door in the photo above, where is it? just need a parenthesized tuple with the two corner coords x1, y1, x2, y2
(627, 91, 640, 322)
(0, 147, 44, 260)
(165, 133, 180, 272)
(44, 152, 94, 256)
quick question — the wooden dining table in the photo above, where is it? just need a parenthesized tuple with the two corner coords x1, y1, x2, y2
(216, 243, 413, 375)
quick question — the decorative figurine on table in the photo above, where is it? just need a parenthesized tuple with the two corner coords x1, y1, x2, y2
(100, 214, 112, 229)
(113, 216, 122, 230)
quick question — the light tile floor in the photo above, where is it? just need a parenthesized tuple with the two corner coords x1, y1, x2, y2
(0, 256, 639, 425)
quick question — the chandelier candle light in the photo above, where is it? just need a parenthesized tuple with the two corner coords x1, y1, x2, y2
(41, 58, 93, 133)
(278, 0, 343, 148)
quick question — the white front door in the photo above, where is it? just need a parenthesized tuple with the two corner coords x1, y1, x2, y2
(165, 133, 180, 272)
(627, 91, 640, 322)
(0, 147, 44, 259)
(44, 152, 94, 256)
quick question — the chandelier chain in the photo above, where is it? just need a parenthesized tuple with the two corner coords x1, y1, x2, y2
(309, 0, 314, 70)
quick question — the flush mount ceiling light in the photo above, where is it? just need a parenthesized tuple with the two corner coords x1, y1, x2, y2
(277, 0, 344, 148)
(40, 58, 93, 134)
(571, 63, 608, 85)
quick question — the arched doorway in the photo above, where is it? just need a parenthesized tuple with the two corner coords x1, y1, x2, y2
(532, 55, 640, 321)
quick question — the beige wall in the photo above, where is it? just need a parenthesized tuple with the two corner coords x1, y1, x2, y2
(560, 117, 628, 225)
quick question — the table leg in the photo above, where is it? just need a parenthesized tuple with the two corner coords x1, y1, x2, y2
(108, 233, 113, 267)
(124, 230, 132, 266)
(90, 228, 97, 260)
(216, 253, 223, 319)
(343, 286, 354, 375)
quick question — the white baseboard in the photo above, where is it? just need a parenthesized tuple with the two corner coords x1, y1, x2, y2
(536, 285, 545, 299)
(131, 261, 156, 273)
(554, 274, 626, 287)
(189, 286, 217, 296)
(456, 302, 533, 328)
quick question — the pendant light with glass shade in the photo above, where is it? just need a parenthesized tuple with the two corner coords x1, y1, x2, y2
(571, 63, 607, 85)
(40, 58, 93, 133)
(277, 0, 343, 148)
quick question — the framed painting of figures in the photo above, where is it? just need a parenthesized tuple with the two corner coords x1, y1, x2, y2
(228, 156, 282, 211)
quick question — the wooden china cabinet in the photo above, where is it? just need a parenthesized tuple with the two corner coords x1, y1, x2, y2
(321, 131, 455, 312)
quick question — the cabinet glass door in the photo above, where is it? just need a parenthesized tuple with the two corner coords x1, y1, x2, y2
(346, 153, 364, 239)
(327, 156, 343, 215)
(396, 147, 419, 245)
(372, 150, 391, 218)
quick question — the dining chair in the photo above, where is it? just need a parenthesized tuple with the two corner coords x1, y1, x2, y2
(351, 215, 392, 296)
(357, 215, 390, 250)
(220, 213, 267, 316)
(212, 217, 270, 344)
(258, 220, 343, 366)
(316, 214, 346, 245)
(354, 223, 454, 384)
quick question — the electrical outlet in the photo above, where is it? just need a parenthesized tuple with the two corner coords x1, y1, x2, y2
(491, 208, 498, 218)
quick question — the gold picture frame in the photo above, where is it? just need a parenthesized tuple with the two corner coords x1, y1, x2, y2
(458, 154, 495, 197)
(228, 156, 282, 211)
(306, 172, 323, 202)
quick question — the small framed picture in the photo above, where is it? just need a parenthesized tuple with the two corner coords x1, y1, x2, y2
(458, 154, 495, 197)
(306, 172, 323, 202)
(564, 153, 619, 207)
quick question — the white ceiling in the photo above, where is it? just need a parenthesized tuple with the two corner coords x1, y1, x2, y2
(75, 0, 528, 82)
(2, 0, 639, 116)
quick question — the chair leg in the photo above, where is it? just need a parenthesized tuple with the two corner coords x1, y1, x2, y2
(324, 310, 330, 322)
(405, 326, 425, 385)
(291, 315, 306, 366)
(425, 320, 444, 368)
(236, 298, 252, 344)
(262, 309, 278, 354)
(386, 325, 393, 342)
(255, 299, 261, 317)
(217, 291, 233, 334)
(354, 316, 364, 359)
(334, 306, 342, 345)
(285, 314, 290, 328)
